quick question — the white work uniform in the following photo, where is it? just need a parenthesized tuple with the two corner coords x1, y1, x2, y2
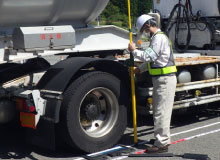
(132, 29, 177, 147)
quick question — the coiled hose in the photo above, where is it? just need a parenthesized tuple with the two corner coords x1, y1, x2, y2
(165, 2, 191, 53)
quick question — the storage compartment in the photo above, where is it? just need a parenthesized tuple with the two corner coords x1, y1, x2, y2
(13, 25, 75, 51)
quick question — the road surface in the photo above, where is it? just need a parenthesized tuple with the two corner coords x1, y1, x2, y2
(0, 103, 219, 160)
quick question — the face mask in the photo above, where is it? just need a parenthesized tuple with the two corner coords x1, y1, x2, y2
(141, 30, 151, 39)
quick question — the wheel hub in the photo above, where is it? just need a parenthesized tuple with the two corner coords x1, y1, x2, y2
(79, 87, 120, 138)
(85, 104, 101, 120)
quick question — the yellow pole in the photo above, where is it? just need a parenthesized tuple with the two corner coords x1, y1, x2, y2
(127, 0, 138, 144)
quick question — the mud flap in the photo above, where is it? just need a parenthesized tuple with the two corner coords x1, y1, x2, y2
(25, 119, 56, 151)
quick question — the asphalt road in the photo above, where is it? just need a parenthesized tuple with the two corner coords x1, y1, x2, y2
(123, 104, 220, 160)
(0, 104, 219, 160)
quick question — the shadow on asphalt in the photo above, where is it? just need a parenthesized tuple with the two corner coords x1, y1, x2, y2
(171, 103, 220, 126)
(0, 123, 83, 159)
(0, 104, 219, 159)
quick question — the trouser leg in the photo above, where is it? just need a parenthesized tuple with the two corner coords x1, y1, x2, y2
(152, 75, 177, 147)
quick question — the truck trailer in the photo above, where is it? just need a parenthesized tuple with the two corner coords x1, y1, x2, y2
(0, 0, 220, 153)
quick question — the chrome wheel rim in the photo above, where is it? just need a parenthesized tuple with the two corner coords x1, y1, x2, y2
(79, 87, 119, 138)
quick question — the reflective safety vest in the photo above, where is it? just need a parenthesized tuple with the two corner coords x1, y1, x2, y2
(147, 31, 177, 76)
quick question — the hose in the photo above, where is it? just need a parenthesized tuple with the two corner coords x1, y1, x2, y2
(165, 2, 191, 53)
(186, 0, 215, 48)
(164, 0, 216, 52)
(194, 19, 208, 31)
(185, 0, 208, 32)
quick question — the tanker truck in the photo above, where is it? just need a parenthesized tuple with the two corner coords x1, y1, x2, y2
(0, 0, 131, 153)
(1, 0, 220, 154)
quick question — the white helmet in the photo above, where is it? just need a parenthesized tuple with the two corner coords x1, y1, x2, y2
(136, 14, 154, 32)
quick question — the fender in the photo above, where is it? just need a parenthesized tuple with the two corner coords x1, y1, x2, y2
(37, 57, 130, 123)
(37, 57, 129, 91)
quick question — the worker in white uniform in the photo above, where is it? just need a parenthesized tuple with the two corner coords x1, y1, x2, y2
(128, 14, 177, 153)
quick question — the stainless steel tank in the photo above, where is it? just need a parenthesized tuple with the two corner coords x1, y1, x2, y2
(0, 0, 109, 28)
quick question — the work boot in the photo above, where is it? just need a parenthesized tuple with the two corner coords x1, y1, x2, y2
(145, 145, 169, 154)
(149, 139, 155, 145)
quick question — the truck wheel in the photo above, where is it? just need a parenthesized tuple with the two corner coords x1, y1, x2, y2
(59, 71, 127, 153)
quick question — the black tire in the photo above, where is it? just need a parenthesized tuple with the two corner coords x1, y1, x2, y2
(59, 71, 127, 153)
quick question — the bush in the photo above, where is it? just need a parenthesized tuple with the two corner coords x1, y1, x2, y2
(100, 0, 153, 29)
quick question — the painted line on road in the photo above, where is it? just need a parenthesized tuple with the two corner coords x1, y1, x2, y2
(112, 156, 129, 160)
(73, 146, 122, 160)
(73, 140, 150, 160)
(171, 128, 220, 144)
(111, 128, 220, 159)
(171, 121, 220, 137)
(74, 122, 220, 160)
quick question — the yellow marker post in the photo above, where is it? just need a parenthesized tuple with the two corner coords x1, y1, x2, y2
(127, 0, 138, 144)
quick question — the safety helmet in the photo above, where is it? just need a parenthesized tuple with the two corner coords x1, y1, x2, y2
(136, 14, 154, 32)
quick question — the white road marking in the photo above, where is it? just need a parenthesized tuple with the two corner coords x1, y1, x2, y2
(112, 156, 129, 160)
(73, 146, 122, 160)
(171, 128, 220, 144)
(171, 121, 220, 136)
(75, 122, 220, 160)
(112, 128, 220, 160)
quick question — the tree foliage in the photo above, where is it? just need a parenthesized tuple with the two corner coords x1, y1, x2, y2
(101, 0, 153, 28)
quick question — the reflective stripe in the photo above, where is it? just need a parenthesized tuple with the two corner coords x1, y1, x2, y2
(148, 62, 177, 75)
(144, 47, 158, 61)
(144, 50, 154, 61)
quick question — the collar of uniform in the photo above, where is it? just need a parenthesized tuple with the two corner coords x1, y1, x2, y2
(150, 28, 161, 40)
